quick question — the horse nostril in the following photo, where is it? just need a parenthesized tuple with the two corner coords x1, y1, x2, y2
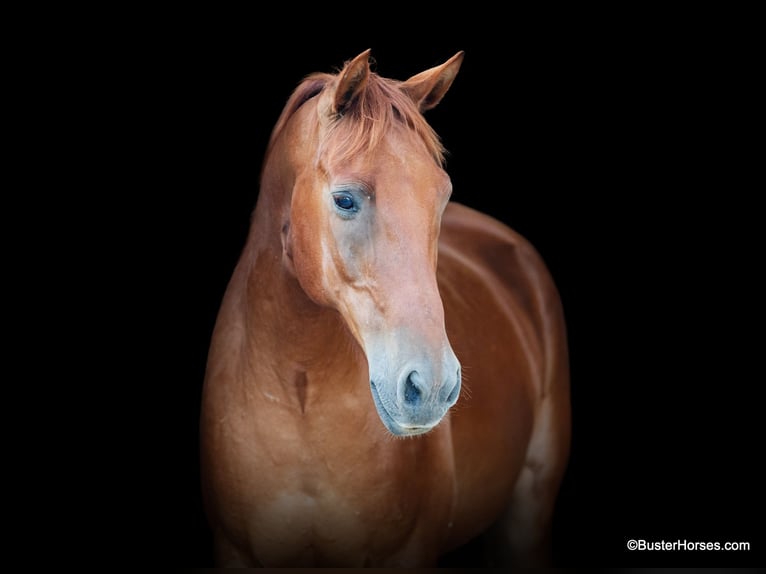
(403, 372, 423, 406)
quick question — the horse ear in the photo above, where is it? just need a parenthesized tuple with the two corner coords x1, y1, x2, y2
(401, 51, 464, 112)
(333, 49, 372, 115)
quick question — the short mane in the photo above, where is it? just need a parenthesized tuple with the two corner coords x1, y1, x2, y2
(266, 67, 445, 169)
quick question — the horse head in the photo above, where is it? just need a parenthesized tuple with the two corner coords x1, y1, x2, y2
(271, 50, 465, 436)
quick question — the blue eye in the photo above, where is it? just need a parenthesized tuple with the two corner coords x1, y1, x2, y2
(334, 194, 355, 210)
(332, 191, 360, 217)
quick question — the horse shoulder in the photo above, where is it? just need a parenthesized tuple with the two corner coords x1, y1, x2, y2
(435, 202, 569, 553)
(438, 201, 565, 398)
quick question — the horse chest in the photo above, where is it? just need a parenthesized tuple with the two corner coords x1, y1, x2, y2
(246, 419, 457, 565)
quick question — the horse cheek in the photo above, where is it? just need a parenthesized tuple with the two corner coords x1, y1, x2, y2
(291, 219, 335, 306)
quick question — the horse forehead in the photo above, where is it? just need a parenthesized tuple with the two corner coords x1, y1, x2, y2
(335, 136, 449, 192)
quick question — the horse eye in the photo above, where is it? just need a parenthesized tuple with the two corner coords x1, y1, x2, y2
(333, 192, 358, 214)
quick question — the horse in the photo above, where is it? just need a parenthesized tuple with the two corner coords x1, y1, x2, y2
(200, 49, 570, 567)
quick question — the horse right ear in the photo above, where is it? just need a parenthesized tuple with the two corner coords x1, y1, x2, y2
(332, 49, 371, 115)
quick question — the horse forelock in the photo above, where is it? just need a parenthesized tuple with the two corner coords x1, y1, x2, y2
(266, 70, 445, 172)
(320, 73, 446, 169)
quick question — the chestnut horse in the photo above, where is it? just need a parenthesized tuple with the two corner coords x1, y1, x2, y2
(200, 50, 570, 567)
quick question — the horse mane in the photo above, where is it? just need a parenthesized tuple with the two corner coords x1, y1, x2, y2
(266, 66, 446, 169)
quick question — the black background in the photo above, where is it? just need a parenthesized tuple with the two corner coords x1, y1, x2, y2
(74, 9, 762, 568)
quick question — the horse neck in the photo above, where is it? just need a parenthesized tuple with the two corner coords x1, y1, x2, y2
(242, 181, 363, 385)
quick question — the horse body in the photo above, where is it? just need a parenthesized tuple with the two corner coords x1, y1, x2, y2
(200, 50, 570, 567)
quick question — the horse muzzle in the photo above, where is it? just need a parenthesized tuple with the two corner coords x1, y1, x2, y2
(369, 357, 461, 436)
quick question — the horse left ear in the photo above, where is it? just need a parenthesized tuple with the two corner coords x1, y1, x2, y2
(401, 51, 464, 112)
(333, 49, 371, 115)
